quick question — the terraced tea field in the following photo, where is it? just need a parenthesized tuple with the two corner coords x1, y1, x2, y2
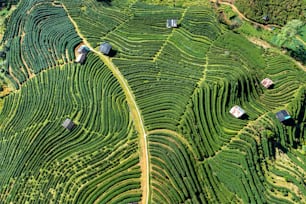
(0, 0, 305, 203)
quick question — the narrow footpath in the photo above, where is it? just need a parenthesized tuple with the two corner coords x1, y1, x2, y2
(211, 0, 281, 31)
(62, 4, 149, 204)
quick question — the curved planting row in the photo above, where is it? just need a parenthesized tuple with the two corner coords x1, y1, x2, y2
(181, 6, 222, 40)
(2, 0, 81, 85)
(197, 80, 305, 203)
(148, 131, 241, 203)
(148, 132, 207, 203)
(106, 3, 183, 60)
(6, 37, 28, 83)
(175, 23, 306, 202)
(61, 1, 225, 134)
(205, 32, 265, 83)
(0, 0, 305, 203)
(218, 111, 305, 203)
(178, 71, 266, 160)
(260, 53, 305, 109)
(0, 54, 141, 203)
(61, 0, 132, 47)
(111, 6, 222, 131)
(177, 31, 268, 160)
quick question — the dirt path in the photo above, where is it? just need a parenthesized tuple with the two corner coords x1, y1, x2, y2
(8, 66, 20, 88)
(152, 8, 188, 62)
(212, 0, 280, 31)
(218, 0, 305, 49)
(20, 33, 35, 79)
(212, 0, 306, 72)
(62, 4, 149, 204)
(247, 37, 271, 49)
(0, 85, 12, 97)
(296, 36, 306, 47)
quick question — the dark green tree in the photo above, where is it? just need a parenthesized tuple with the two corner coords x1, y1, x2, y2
(275, 19, 304, 47)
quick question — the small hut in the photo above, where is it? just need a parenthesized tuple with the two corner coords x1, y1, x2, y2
(229, 105, 246, 118)
(62, 118, 75, 131)
(261, 78, 273, 88)
(77, 45, 90, 54)
(75, 53, 86, 64)
(262, 15, 269, 21)
(276, 110, 291, 122)
(166, 19, 178, 28)
(99, 42, 112, 55)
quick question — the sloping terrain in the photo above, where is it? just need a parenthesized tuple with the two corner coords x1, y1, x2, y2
(234, 0, 305, 25)
(0, 0, 305, 203)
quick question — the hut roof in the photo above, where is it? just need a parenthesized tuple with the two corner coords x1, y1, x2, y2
(166, 19, 178, 28)
(229, 105, 246, 118)
(99, 42, 112, 55)
(78, 45, 90, 54)
(276, 110, 291, 122)
(261, 78, 273, 88)
(62, 118, 75, 131)
(75, 53, 86, 64)
(263, 15, 269, 21)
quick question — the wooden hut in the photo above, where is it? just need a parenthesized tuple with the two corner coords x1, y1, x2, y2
(261, 78, 273, 88)
(62, 118, 75, 131)
(99, 42, 112, 55)
(276, 110, 291, 123)
(77, 45, 90, 54)
(75, 53, 86, 64)
(229, 105, 246, 118)
(166, 19, 178, 28)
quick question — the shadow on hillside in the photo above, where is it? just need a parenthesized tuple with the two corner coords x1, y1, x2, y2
(271, 141, 288, 158)
(240, 114, 249, 120)
(288, 46, 306, 65)
(96, 0, 112, 6)
(282, 118, 295, 126)
(108, 49, 117, 57)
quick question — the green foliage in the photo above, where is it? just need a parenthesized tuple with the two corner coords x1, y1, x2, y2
(234, 0, 305, 26)
(272, 20, 306, 64)
(0, 0, 305, 203)
(0, 0, 19, 9)
(300, 25, 306, 42)
(0, 55, 141, 203)
(274, 20, 304, 47)
(302, 145, 306, 154)
(139, 0, 209, 7)
(262, 129, 275, 139)
(1, 0, 81, 85)
(236, 21, 274, 42)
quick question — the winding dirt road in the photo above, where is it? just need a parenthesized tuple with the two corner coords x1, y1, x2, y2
(62, 4, 150, 204)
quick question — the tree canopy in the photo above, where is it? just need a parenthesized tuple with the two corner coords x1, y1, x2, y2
(275, 19, 304, 47)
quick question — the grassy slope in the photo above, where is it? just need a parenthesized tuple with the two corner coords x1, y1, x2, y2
(0, 0, 305, 203)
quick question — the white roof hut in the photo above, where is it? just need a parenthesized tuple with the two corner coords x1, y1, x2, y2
(62, 118, 75, 131)
(166, 19, 178, 28)
(229, 105, 246, 118)
(261, 78, 273, 88)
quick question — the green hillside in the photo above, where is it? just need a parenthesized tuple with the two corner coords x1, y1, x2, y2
(0, 0, 305, 203)
(234, 0, 305, 25)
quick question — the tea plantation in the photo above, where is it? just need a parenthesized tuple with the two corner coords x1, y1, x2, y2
(0, 0, 305, 203)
